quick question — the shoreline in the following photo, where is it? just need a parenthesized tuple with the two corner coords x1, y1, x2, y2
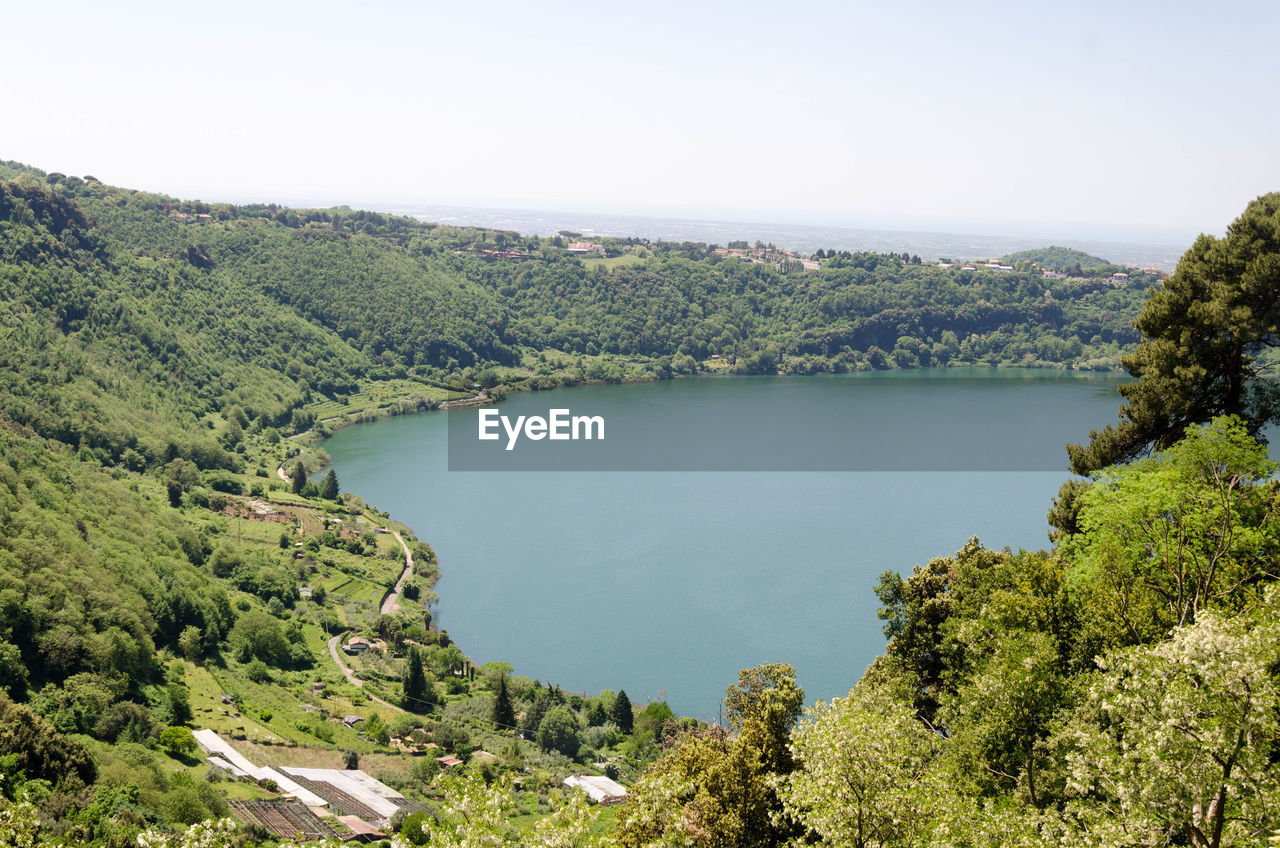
(303, 358, 1127, 446)
(304, 365, 1128, 712)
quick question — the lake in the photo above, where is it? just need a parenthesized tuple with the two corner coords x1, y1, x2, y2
(322, 369, 1127, 719)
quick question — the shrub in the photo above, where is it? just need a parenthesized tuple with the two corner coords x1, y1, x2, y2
(159, 725, 196, 756)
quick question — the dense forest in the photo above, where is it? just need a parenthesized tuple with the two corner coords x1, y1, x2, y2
(1, 157, 1279, 847)
(0, 159, 1154, 393)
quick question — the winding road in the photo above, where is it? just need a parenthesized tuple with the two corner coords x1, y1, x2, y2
(322, 531, 412, 712)
(273, 462, 418, 713)
(380, 532, 415, 616)
(275, 463, 413, 615)
(325, 632, 403, 713)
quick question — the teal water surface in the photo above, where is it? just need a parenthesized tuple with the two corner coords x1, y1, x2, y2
(322, 369, 1127, 719)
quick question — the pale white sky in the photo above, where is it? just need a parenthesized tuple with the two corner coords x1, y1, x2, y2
(4, 0, 1278, 243)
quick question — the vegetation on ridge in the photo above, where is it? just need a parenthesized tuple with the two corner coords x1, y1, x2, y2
(2, 157, 1280, 846)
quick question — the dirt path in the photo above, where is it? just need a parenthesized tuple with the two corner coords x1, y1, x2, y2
(379, 532, 415, 616)
(326, 633, 403, 713)
(276, 465, 290, 484)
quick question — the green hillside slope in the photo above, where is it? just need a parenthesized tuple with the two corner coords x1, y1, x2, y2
(10, 161, 1277, 847)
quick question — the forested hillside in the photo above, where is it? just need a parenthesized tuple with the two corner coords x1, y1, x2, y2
(3, 158, 1279, 847)
(0, 165, 686, 842)
(1000, 245, 1118, 274)
(1, 159, 1155, 394)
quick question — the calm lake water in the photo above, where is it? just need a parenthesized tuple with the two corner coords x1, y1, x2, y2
(323, 369, 1127, 719)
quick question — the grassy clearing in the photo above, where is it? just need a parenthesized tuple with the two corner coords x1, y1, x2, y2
(308, 378, 459, 422)
(510, 801, 619, 834)
(583, 253, 645, 271)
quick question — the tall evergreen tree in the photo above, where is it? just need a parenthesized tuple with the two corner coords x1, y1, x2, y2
(291, 460, 307, 495)
(404, 648, 428, 711)
(492, 673, 516, 730)
(320, 468, 340, 500)
(612, 689, 634, 733)
(519, 694, 549, 738)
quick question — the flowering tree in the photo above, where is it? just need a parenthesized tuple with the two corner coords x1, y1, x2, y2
(775, 688, 953, 847)
(1064, 601, 1280, 848)
(412, 772, 608, 848)
(0, 802, 41, 848)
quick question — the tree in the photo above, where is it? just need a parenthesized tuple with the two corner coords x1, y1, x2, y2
(417, 772, 605, 848)
(0, 804, 40, 845)
(93, 700, 156, 744)
(492, 673, 516, 730)
(342, 749, 359, 769)
(777, 687, 954, 847)
(403, 648, 429, 711)
(0, 640, 28, 698)
(611, 689, 634, 733)
(724, 662, 804, 775)
(1068, 193, 1280, 474)
(520, 695, 550, 738)
(245, 659, 271, 683)
(616, 665, 805, 848)
(164, 458, 200, 492)
(940, 631, 1065, 804)
(873, 540, 1063, 723)
(1063, 600, 1280, 848)
(537, 708, 582, 757)
(177, 625, 202, 661)
(160, 725, 197, 757)
(227, 610, 290, 667)
(320, 468, 339, 500)
(399, 811, 431, 845)
(291, 460, 307, 495)
(1067, 416, 1278, 646)
(0, 695, 96, 788)
(167, 683, 193, 725)
(636, 701, 675, 738)
(364, 712, 390, 745)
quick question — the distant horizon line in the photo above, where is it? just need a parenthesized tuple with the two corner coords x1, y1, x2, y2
(372, 200, 1194, 251)
(290, 198, 1189, 269)
(4, 159, 1194, 262)
(6, 158, 1196, 248)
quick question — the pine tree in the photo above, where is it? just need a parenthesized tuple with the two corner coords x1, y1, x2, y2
(612, 689, 634, 733)
(321, 468, 339, 500)
(291, 461, 307, 495)
(404, 648, 428, 711)
(1068, 192, 1280, 474)
(492, 674, 516, 730)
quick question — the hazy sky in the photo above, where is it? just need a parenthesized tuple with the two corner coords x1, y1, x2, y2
(4, 0, 1278, 242)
